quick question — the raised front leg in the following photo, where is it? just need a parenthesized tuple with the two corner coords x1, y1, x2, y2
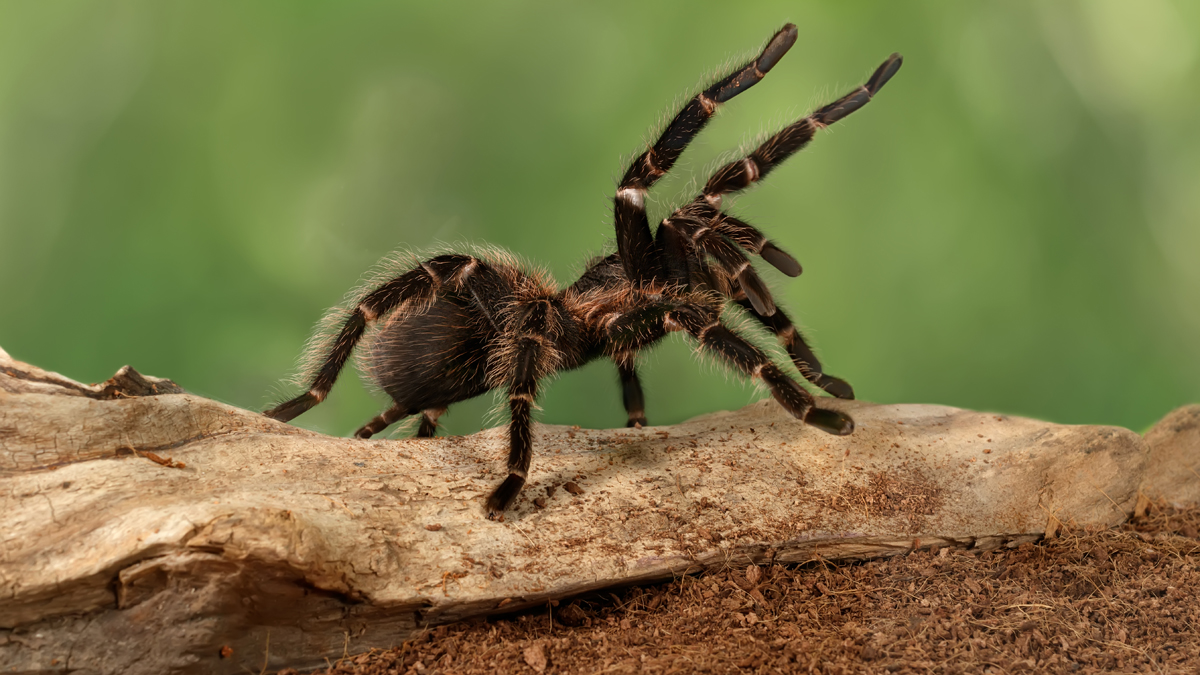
(613, 24, 799, 285)
(657, 53, 903, 313)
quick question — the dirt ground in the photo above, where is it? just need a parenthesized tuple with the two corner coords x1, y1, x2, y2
(291, 503, 1199, 674)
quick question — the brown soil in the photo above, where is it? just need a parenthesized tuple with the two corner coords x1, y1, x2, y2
(293, 504, 1200, 674)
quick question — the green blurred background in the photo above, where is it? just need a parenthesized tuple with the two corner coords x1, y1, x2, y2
(1, 1, 1197, 438)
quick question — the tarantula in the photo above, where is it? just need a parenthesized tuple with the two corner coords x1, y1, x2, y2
(265, 24, 902, 518)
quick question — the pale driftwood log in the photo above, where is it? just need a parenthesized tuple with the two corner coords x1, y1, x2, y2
(1, 345, 1195, 675)
(1141, 404, 1200, 507)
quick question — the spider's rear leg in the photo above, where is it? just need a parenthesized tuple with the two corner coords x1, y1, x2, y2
(355, 402, 411, 439)
(353, 405, 446, 439)
(264, 310, 367, 422)
(735, 299, 855, 399)
(264, 253, 485, 423)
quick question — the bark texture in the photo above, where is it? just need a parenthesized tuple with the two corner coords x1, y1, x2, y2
(0, 346, 1194, 674)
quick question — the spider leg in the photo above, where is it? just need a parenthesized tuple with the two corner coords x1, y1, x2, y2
(734, 299, 855, 400)
(614, 24, 798, 285)
(352, 404, 447, 440)
(659, 213, 776, 315)
(417, 408, 446, 438)
(656, 53, 903, 295)
(601, 298, 853, 435)
(263, 253, 486, 423)
(485, 299, 560, 519)
(713, 213, 801, 277)
(658, 213, 850, 396)
(670, 304, 853, 435)
(354, 402, 410, 439)
(696, 52, 902, 209)
(615, 354, 647, 427)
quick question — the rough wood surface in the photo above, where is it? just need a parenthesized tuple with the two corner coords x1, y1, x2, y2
(0, 346, 1194, 674)
(1141, 404, 1200, 507)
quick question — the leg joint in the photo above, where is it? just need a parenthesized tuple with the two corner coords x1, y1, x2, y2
(696, 320, 720, 341)
(616, 186, 647, 209)
(742, 157, 760, 183)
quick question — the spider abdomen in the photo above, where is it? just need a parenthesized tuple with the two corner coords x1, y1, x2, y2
(365, 292, 494, 413)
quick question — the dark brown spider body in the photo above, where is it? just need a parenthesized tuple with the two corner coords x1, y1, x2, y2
(265, 25, 902, 518)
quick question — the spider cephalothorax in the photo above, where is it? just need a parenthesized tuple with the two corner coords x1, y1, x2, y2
(265, 24, 902, 518)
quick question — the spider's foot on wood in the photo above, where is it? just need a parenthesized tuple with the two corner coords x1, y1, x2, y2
(263, 392, 320, 423)
(486, 473, 526, 519)
(626, 416, 648, 429)
(416, 411, 442, 438)
(353, 403, 407, 439)
(804, 408, 855, 436)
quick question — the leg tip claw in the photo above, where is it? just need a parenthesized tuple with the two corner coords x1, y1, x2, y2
(819, 376, 855, 400)
(263, 392, 317, 423)
(805, 408, 855, 436)
(486, 473, 526, 519)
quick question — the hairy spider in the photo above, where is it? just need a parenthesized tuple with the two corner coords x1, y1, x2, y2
(265, 24, 902, 518)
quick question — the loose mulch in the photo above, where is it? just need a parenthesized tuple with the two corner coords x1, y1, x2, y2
(292, 504, 1200, 674)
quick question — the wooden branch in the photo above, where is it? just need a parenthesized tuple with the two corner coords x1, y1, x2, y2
(1, 345, 1195, 674)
